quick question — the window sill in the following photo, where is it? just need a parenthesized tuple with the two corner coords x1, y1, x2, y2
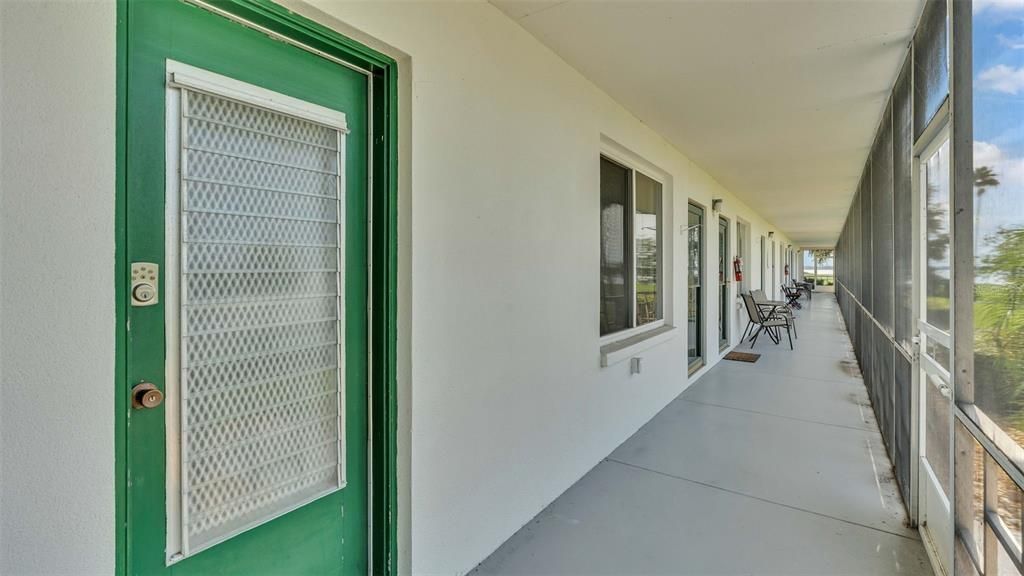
(600, 325, 678, 367)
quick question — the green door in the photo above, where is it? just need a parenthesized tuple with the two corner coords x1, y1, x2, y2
(125, 1, 368, 573)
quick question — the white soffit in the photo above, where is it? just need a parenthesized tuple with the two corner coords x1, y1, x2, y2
(492, 0, 925, 246)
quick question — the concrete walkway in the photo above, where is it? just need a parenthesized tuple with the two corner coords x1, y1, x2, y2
(474, 295, 933, 575)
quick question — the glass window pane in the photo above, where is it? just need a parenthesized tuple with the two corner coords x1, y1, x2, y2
(600, 157, 630, 336)
(688, 203, 704, 368)
(635, 172, 662, 327)
(803, 249, 834, 287)
(925, 139, 951, 332)
(973, 4, 1024, 461)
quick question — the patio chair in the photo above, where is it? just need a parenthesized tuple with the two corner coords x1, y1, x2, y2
(752, 288, 797, 339)
(741, 292, 793, 350)
(796, 279, 814, 300)
(781, 284, 803, 309)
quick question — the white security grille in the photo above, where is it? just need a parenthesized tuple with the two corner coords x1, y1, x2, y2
(177, 87, 345, 554)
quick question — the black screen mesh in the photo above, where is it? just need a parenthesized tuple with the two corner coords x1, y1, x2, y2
(894, 352, 913, 505)
(914, 0, 948, 139)
(872, 102, 895, 333)
(832, 14, 950, 520)
(860, 170, 873, 314)
(893, 53, 914, 350)
(874, 323, 895, 454)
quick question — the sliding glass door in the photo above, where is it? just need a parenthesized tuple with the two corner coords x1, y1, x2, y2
(736, 221, 748, 295)
(760, 236, 766, 292)
(688, 203, 704, 372)
(718, 217, 729, 351)
(771, 240, 777, 298)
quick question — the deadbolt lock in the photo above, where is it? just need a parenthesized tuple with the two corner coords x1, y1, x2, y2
(131, 262, 159, 307)
(131, 382, 164, 410)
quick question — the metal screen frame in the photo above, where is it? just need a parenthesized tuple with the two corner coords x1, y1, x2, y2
(835, 3, 1024, 574)
(833, 3, 945, 533)
(950, 1, 1024, 573)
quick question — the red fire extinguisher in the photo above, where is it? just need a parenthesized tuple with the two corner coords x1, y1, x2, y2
(733, 257, 743, 282)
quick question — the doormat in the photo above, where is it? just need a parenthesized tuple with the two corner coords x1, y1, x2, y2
(724, 351, 760, 363)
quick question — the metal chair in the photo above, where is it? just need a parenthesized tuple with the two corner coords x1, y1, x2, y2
(741, 292, 793, 349)
(752, 288, 797, 339)
(781, 284, 803, 309)
(796, 280, 814, 300)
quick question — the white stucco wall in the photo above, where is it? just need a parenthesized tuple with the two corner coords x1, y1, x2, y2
(0, 1, 792, 574)
(0, 0, 5, 563)
(294, 2, 793, 574)
(0, 2, 116, 574)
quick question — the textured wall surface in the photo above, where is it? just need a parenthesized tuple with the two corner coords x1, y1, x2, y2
(0, 2, 116, 573)
(0, 2, 796, 574)
(298, 2, 792, 573)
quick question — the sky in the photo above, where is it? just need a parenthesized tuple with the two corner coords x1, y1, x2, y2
(973, 0, 1024, 265)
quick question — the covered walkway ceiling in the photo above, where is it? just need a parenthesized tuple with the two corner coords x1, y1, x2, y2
(492, 0, 925, 247)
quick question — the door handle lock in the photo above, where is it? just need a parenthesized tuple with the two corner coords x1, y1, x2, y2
(131, 263, 159, 307)
(131, 382, 164, 410)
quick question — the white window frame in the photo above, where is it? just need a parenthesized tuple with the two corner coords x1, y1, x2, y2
(599, 143, 670, 345)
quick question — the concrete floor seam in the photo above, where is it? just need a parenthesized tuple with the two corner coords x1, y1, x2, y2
(604, 458, 921, 543)
(722, 363, 862, 386)
(680, 398, 876, 433)
(706, 366, 866, 390)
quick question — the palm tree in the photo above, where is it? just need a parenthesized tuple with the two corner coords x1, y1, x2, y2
(975, 227, 1024, 428)
(975, 165, 1001, 257)
(810, 249, 832, 285)
(976, 165, 1000, 198)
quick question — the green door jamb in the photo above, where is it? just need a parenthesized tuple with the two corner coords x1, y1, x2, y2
(113, 1, 400, 574)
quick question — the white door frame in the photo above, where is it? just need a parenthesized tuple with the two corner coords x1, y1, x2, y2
(914, 116, 954, 576)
